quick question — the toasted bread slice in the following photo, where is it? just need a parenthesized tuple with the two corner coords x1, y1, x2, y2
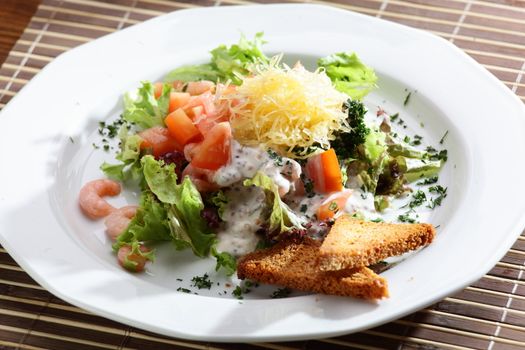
(319, 215, 435, 271)
(237, 237, 389, 300)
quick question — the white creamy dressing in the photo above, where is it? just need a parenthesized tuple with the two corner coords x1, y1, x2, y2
(215, 184, 267, 256)
(213, 141, 301, 196)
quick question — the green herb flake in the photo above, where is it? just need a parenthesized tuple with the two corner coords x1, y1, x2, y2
(300, 204, 308, 213)
(232, 286, 244, 300)
(390, 113, 399, 122)
(177, 287, 191, 294)
(439, 130, 449, 145)
(428, 185, 448, 209)
(417, 176, 438, 185)
(271, 288, 291, 299)
(328, 201, 339, 212)
(404, 91, 412, 106)
(398, 212, 417, 223)
(191, 274, 212, 290)
(408, 190, 426, 209)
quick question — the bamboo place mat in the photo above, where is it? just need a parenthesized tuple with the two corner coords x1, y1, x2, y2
(1, 0, 525, 349)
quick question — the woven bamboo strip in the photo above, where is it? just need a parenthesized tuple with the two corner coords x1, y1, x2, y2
(395, 319, 525, 346)
(140, 0, 200, 9)
(9, 51, 53, 62)
(0, 263, 25, 272)
(24, 28, 91, 43)
(0, 76, 29, 84)
(0, 248, 7, 253)
(464, 49, 525, 64)
(0, 307, 126, 337)
(0, 279, 44, 290)
(249, 343, 298, 350)
(362, 330, 471, 350)
(445, 297, 525, 316)
(423, 309, 525, 333)
(129, 331, 226, 349)
(502, 81, 525, 89)
(0, 103, 6, 109)
(0, 324, 128, 350)
(0, 295, 91, 315)
(447, 0, 525, 15)
(16, 39, 71, 52)
(0, 90, 16, 97)
(366, 0, 525, 25)
(64, 0, 164, 16)
(508, 249, 525, 256)
(1, 64, 41, 74)
(465, 286, 525, 302)
(320, 339, 381, 350)
(32, 17, 116, 33)
(39, 4, 140, 25)
(0, 340, 47, 350)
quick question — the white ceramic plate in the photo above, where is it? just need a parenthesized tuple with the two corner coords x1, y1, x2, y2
(1, 4, 525, 342)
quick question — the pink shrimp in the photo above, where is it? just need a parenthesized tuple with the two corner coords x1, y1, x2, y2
(78, 179, 121, 219)
(104, 205, 138, 240)
(182, 164, 218, 192)
(117, 244, 151, 273)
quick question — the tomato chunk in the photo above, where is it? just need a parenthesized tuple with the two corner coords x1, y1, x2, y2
(168, 92, 191, 113)
(191, 122, 231, 170)
(164, 108, 202, 146)
(306, 148, 343, 193)
(317, 190, 352, 221)
(139, 126, 182, 157)
(187, 80, 215, 96)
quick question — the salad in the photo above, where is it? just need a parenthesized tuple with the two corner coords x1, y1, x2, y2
(79, 33, 447, 277)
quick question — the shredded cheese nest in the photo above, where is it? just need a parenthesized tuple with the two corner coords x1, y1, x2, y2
(223, 62, 349, 158)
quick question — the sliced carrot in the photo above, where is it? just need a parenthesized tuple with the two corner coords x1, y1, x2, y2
(168, 92, 191, 113)
(306, 148, 343, 193)
(139, 126, 182, 156)
(317, 190, 352, 221)
(164, 108, 202, 147)
(191, 122, 231, 170)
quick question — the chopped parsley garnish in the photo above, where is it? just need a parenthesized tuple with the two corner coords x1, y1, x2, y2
(439, 130, 449, 145)
(417, 176, 438, 185)
(177, 287, 191, 293)
(390, 113, 399, 122)
(232, 286, 244, 299)
(301, 174, 315, 198)
(428, 185, 447, 209)
(407, 190, 427, 209)
(191, 274, 212, 289)
(300, 204, 308, 213)
(411, 135, 423, 146)
(426, 146, 448, 162)
(331, 99, 370, 159)
(267, 149, 283, 166)
(404, 92, 412, 106)
(403, 135, 410, 144)
(398, 212, 417, 223)
(271, 288, 291, 299)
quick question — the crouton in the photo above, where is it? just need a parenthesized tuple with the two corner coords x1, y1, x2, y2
(237, 237, 389, 300)
(319, 215, 435, 271)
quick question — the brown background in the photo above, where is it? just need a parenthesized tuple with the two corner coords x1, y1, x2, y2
(0, 0, 525, 349)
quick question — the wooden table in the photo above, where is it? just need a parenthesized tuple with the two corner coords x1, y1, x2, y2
(0, 1, 524, 349)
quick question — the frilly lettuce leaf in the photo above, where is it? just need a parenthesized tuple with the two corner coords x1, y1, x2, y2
(244, 172, 305, 234)
(100, 127, 144, 183)
(318, 52, 378, 100)
(164, 32, 268, 85)
(123, 81, 171, 129)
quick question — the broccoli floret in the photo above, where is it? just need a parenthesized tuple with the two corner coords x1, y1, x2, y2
(331, 99, 370, 159)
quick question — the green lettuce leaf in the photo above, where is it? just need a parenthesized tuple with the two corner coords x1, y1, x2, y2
(141, 155, 179, 204)
(123, 81, 171, 129)
(211, 247, 236, 276)
(114, 190, 172, 251)
(244, 172, 305, 234)
(164, 33, 268, 86)
(318, 52, 378, 100)
(164, 63, 221, 83)
(100, 127, 144, 183)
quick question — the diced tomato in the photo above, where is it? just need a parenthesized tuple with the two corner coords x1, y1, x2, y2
(191, 122, 231, 170)
(139, 126, 182, 157)
(317, 190, 352, 221)
(191, 106, 204, 120)
(187, 80, 215, 96)
(306, 149, 343, 194)
(153, 82, 164, 99)
(164, 108, 202, 146)
(184, 91, 217, 118)
(172, 80, 185, 91)
(168, 92, 191, 113)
